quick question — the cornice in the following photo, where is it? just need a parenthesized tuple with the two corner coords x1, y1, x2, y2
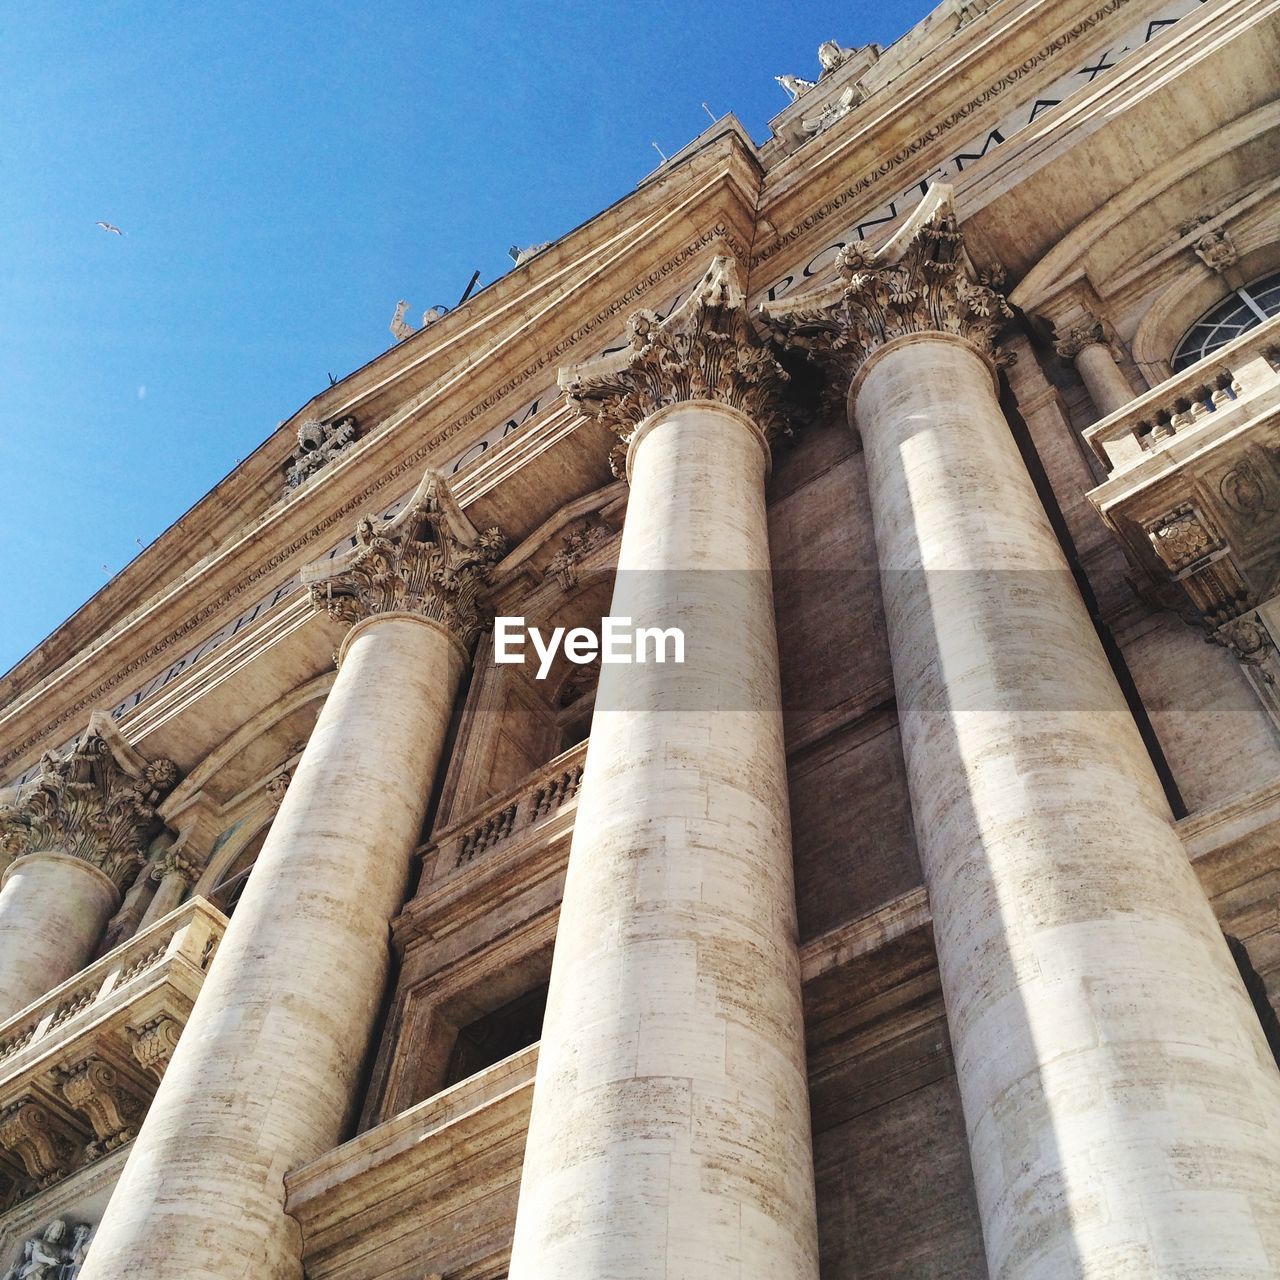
(0, 147, 763, 781)
(752, 0, 1148, 269)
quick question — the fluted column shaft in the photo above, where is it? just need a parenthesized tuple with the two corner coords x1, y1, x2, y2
(79, 614, 466, 1280)
(508, 399, 818, 1280)
(854, 329, 1280, 1277)
(0, 853, 117, 1021)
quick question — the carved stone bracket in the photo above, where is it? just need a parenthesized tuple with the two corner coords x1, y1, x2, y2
(129, 1016, 182, 1082)
(760, 183, 1012, 408)
(545, 523, 611, 591)
(0, 1100, 84, 1189)
(303, 470, 506, 651)
(154, 847, 201, 885)
(1144, 504, 1252, 626)
(0, 716, 178, 892)
(560, 256, 792, 478)
(129, 1015, 183, 1083)
(59, 1058, 150, 1155)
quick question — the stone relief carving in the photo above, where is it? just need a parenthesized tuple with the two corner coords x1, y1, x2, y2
(1146, 505, 1220, 574)
(130, 1015, 182, 1082)
(799, 86, 861, 138)
(760, 184, 1012, 400)
(1216, 613, 1274, 669)
(1218, 459, 1269, 522)
(283, 415, 360, 493)
(2, 1218, 93, 1280)
(1193, 228, 1238, 274)
(264, 771, 291, 808)
(0, 721, 177, 892)
(561, 256, 792, 478)
(304, 470, 505, 650)
(545, 523, 611, 590)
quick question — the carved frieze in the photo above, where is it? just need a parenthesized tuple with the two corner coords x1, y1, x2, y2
(304, 470, 505, 650)
(561, 256, 792, 477)
(0, 720, 177, 891)
(760, 185, 1012, 400)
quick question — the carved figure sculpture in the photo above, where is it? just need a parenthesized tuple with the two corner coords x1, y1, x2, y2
(390, 300, 414, 341)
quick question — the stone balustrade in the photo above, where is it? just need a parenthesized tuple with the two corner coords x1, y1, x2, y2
(0, 898, 225, 1206)
(429, 742, 588, 875)
(1085, 314, 1280, 471)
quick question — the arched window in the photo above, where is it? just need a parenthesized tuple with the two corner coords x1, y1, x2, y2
(1172, 271, 1280, 371)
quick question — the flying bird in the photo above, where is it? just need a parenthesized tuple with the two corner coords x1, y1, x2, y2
(96, 221, 125, 236)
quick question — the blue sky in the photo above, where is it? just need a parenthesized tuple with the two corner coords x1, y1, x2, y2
(1, 1, 935, 675)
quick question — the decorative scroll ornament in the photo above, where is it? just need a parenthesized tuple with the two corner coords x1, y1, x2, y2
(303, 469, 505, 650)
(560, 256, 792, 478)
(759, 184, 1012, 403)
(0, 716, 177, 891)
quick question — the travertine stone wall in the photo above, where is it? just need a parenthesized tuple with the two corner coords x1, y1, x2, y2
(0, 853, 117, 1021)
(78, 615, 465, 1280)
(507, 401, 819, 1279)
(854, 330, 1280, 1278)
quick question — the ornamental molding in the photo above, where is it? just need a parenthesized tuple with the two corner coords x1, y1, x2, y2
(753, 0, 1136, 264)
(0, 223, 749, 780)
(0, 716, 177, 892)
(560, 256, 792, 478)
(760, 184, 1012, 396)
(304, 470, 505, 649)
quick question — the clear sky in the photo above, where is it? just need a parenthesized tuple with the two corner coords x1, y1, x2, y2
(1, 0, 935, 676)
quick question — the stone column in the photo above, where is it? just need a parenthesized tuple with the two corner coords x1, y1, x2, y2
(507, 259, 819, 1280)
(79, 472, 504, 1280)
(1054, 319, 1135, 418)
(0, 720, 177, 1023)
(135, 847, 200, 932)
(764, 187, 1280, 1279)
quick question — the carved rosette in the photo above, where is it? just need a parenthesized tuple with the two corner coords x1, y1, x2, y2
(560, 256, 792, 478)
(0, 719, 177, 892)
(760, 184, 1012, 403)
(303, 470, 505, 652)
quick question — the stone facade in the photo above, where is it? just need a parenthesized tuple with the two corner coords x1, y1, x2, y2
(2, 1, 1280, 1276)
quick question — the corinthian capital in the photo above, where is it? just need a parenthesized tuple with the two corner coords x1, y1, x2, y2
(560, 256, 791, 477)
(0, 715, 177, 891)
(760, 184, 1011, 394)
(303, 469, 505, 650)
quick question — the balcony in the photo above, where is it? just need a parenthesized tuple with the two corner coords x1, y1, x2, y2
(0, 898, 225, 1207)
(1087, 314, 1280, 628)
(286, 1043, 536, 1280)
(1085, 315, 1280, 474)
(403, 742, 587, 945)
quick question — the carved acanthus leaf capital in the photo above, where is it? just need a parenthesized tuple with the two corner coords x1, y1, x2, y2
(560, 256, 792, 478)
(1053, 319, 1107, 361)
(0, 716, 177, 891)
(303, 470, 505, 650)
(760, 184, 1012, 399)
